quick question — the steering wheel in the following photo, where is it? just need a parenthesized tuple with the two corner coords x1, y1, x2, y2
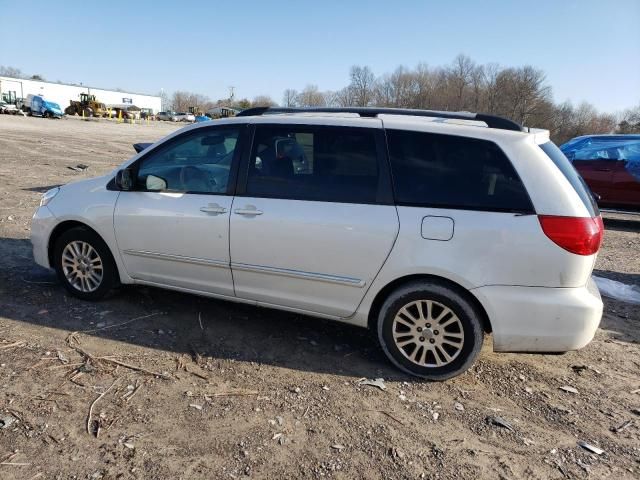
(179, 165, 214, 192)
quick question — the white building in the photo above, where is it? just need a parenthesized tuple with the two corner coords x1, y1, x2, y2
(0, 76, 162, 113)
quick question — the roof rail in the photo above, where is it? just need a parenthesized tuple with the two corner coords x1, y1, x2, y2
(236, 106, 524, 132)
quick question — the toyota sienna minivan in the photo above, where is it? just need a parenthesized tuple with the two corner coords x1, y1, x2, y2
(31, 107, 604, 380)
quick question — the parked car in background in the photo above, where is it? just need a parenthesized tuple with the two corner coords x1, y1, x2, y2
(207, 106, 239, 118)
(124, 106, 141, 120)
(31, 107, 604, 380)
(0, 101, 20, 114)
(174, 112, 196, 122)
(156, 111, 178, 121)
(561, 134, 640, 209)
(30, 95, 64, 118)
(110, 105, 141, 120)
(140, 108, 154, 120)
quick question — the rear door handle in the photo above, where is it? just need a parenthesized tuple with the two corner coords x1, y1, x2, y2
(234, 206, 263, 216)
(594, 168, 612, 172)
(200, 203, 227, 214)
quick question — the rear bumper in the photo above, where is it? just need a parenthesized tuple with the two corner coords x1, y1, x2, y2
(472, 278, 603, 352)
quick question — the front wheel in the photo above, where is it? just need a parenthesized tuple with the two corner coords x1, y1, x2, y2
(53, 227, 118, 300)
(377, 281, 484, 380)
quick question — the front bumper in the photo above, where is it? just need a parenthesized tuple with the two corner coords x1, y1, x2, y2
(472, 278, 603, 352)
(31, 205, 57, 269)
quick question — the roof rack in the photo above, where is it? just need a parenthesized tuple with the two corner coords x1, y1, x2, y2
(236, 107, 524, 132)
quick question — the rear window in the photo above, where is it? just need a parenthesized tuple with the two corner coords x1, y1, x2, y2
(386, 130, 533, 212)
(539, 142, 599, 217)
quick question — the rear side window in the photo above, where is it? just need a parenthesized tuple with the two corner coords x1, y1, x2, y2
(246, 125, 380, 204)
(386, 130, 533, 212)
(539, 142, 599, 217)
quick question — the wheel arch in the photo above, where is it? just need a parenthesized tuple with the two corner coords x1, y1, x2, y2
(367, 274, 492, 333)
(47, 220, 119, 278)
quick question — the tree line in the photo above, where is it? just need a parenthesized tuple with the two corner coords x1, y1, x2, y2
(276, 56, 638, 144)
(173, 54, 637, 144)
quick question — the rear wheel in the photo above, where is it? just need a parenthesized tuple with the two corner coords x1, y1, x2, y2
(53, 227, 118, 300)
(377, 281, 484, 380)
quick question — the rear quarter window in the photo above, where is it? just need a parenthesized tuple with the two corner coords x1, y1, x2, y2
(539, 141, 599, 217)
(386, 130, 533, 212)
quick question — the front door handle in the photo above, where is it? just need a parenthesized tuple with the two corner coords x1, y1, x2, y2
(594, 167, 612, 172)
(234, 205, 263, 216)
(200, 203, 227, 214)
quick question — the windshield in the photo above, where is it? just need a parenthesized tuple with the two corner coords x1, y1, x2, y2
(44, 102, 61, 110)
(539, 142, 599, 217)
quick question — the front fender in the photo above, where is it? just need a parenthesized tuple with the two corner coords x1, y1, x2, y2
(46, 178, 132, 284)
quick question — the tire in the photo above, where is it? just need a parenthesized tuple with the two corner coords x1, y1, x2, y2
(377, 281, 484, 380)
(53, 227, 118, 301)
(43, 111, 50, 119)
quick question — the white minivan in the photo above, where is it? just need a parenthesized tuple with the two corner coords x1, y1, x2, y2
(31, 107, 604, 380)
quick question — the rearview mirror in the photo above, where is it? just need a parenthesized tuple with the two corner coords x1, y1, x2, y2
(115, 168, 134, 191)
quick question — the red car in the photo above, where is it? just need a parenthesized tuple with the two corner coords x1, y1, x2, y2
(561, 135, 640, 209)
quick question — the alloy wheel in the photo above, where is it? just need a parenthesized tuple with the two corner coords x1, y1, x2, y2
(61, 241, 104, 293)
(392, 300, 465, 367)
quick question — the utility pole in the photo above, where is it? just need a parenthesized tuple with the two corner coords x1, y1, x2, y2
(228, 86, 235, 103)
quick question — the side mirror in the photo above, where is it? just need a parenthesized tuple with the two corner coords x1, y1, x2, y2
(115, 168, 134, 191)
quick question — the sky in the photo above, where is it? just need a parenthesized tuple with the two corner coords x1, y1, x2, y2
(1, 0, 638, 112)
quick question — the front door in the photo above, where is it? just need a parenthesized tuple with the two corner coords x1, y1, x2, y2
(114, 125, 243, 296)
(229, 124, 399, 317)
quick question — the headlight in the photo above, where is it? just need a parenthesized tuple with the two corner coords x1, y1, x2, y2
(40, 187, 60, 207)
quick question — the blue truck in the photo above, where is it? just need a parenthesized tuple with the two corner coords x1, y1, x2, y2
(29, 95, 64, 118)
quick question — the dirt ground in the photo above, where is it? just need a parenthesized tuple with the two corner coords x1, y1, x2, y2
(0, 115, 639, 480)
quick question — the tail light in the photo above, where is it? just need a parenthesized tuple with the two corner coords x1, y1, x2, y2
(538, 215, 604, 256)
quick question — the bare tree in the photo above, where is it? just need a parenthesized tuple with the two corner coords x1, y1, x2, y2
(251, 95, 277, 107)
(374, 74, 395, 107)
(413, 63, 435, 109)
(282, 89, 298, 107)
(333, 86, 356, 107)
(484, 63, 501, 114)
(469, 65, 485, 112)
(0, 65, 25, 78)
(296, 85, 326, 107)
(158, 90, 170, 111)
(448, 54, 475, 110)
(617, 104, 640, 133)
(349, 65, 376, 107)
(171, 91, 214, 113)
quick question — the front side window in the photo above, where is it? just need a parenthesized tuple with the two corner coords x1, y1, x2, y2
(136, 127, 240, 194)
(246, 126, 380, 203)
(387, 130, 533, 212)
